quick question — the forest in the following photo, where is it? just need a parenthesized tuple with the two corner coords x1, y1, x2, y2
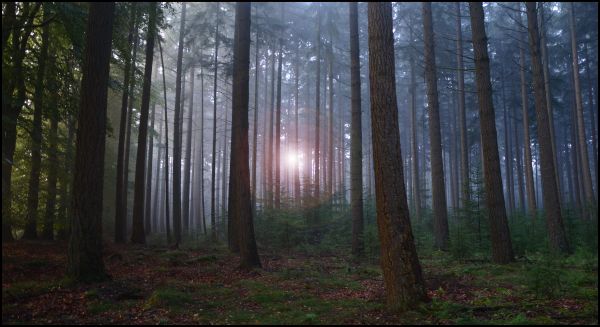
(2, 2, 598, 325)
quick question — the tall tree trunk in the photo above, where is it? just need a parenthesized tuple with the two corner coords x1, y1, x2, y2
(180, 71, 186, 219)
(500, 66, 514, 215)
(422, 2, 449, 250)
(67, 2, 115, 281)
(409, 25, 421, 222)
(339, 104, 345, 207)
(452, 94, 460, 210)
(570, 62, 585, 213)
(314, 5, 322, 202)
(327, 22, 334, 202)
(43, 54, 58, 240)
(191, 132, 197, 231)
(124, 14, 141, 235)
(229, 2, 261, 268)
(173, 3, 187, 245)
(221, 106, 229, 230)
(158, 36, 171, 244)
(518, 6, 537, 214)
(349, 2, 364, 257)
(449, 92, 458, 210)
(539, 4, 562, 204)
(569, 3, 595, 214)
(262, 51, 270, 207)
(154, 140, 163, 233)
(211, 3, 220, 241)
(513, 82, 526, 211)
(115, 3, 136, 244)
(252, 28, 260, 214)
(23, 6, 50, 240)
(267, 43, 275, 209)
(469, 2, 515, 264)
(304, 72, 313, 208)
(583, 43, 598, 194)
(183, 66, 195, 234)
(367, 2, 427, 311)
(131, 2, 157, 245)
(200, 67, 206, 235)
(274, 5, 284, 209)
(455, 2, 471, 207)
(570, 86, 582, 210)
(526, 2, 570, 253)
(145, 54, 159, 235)
(152, 116, 163, 234)
(321, 72, 327, 197)
(57, 113, 75, 240)
(294, 43, 301, 206)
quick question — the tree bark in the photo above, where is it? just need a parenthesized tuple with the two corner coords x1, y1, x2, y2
(200, 67, 206, 234)
(526, 2, 570, 253)
(539, 4, 562, 203)
(583, 43, 598, 194)
(500, 65, 514, 215)
(145, 55, 158, 235)
(327, 20, 334, 202)
(173, 3, 187, 245)
(409, 23, 421, 222)
(221, 106, 229, 232)
(23, 6, 50, 240)
(314, 5, 321, 202)
(115, 3, 136, 244)
(455, 2, 471, 207)
(158, 36, 171, 244)
(518, 6, 537, 214)
(469, 2, 514, 264)
(294, 42, 301, 206)
(367, 2, 427, 311)
(267, 41, 275, 209)
(211, 3, 220, 241)
(67, 2, 115, 282)
(123, 13, 141, 237)
(349, 2, 364, 258)
(131, 2, 157, 245)
(152, 116, 163, 234)
(252, 28, 260, 213)
(183, 65, 195, 234)
(570, 81, 582, 210)
(275, 5, 284, 209)
(229, 2, 261, 268)
(569, 3, 595, 215)
(513, 82, 525, 212)
(43, 51, 58, 240)
(262, 50, 270, 207)
(422, 2, 449, 251)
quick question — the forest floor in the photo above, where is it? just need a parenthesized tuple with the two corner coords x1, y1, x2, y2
(2, 240, 598, 325)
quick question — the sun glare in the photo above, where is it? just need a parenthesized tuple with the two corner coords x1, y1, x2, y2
(286, 151, 303, 169)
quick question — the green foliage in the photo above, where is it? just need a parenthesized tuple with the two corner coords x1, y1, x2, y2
(145, 288, 193, 309)
(87, 300, 114, 314)
(84, 288, 99, 299)
(426, 299, 470, 320)
(2, 280, 58, 301)
(525, 263, 563, 299)
(254, 195, 353, 255)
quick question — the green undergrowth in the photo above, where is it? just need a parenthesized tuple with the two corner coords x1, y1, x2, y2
(2, 280, 60, 301)
(3, 229, 597, 325)
(145, 287, 193, 310)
